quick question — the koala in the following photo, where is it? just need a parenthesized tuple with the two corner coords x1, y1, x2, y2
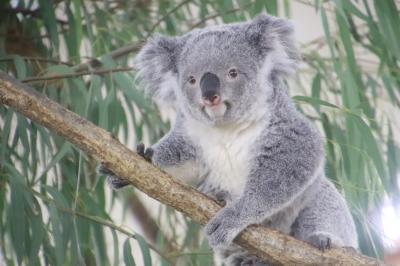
(99, 14, 358, 266)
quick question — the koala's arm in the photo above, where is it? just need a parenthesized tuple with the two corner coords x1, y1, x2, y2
(101, 114, 199, 188)
(151, 126, 195, 167)
(205, 118, 324, 248)
(150, 118, 200, 185)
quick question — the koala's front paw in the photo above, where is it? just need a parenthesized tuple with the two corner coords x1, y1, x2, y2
(205, 207, 244, 249)
(97, 163, 130, 189)
(306, 233, 332, 252)
(136, 143, 154, 162)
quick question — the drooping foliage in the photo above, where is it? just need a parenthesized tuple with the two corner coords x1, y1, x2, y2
(0, 0, 399, 265)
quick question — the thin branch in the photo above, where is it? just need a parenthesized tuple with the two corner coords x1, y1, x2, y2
(147, 0, 193, 36)
(189, 2, 254, 30)
(0, 56, 72, 66)
(301, 23, 369, 50)
(0, 72, 383, 265)
(72, 44, 143, 73)
(0, 6, 68, 24)
(72, 1, 250, 73)
(21, 67, 135, 84)
(293, 0, 335, 12)
(72, 0, 193, 73)
(0, 7, 40, 16)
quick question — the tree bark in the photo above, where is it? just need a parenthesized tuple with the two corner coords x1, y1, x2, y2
(0, 72, 383, 265)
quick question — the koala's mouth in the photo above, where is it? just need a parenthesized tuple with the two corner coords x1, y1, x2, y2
(201, 101, 231, 120)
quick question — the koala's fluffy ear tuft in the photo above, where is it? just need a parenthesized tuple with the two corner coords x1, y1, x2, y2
(134, 35, 181, 107)
(246, 14, 301, 77)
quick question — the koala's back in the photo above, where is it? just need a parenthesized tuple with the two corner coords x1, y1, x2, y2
(290, 176, 358, 248)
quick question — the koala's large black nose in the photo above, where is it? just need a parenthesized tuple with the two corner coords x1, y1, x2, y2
(200, 72, 221, 105)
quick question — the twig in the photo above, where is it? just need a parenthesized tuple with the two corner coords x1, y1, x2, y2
(0, 71, 383, 265)
(75, 0, 193, 73)
(293, 0, 335, 12)
(21, 67, 135, 84)
(0, 6, 68, 25)
(301, 23, 369, 50)
(0, 7, 39, 16)
(147, 0, 193, 36)
(189, 2, 254, 30)
(72, 44, 143, 73)
(0, 56, 72, 66)
(72, 1, 251, 73)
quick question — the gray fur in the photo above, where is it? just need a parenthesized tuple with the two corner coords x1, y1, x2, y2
(133, 14, 358, 265)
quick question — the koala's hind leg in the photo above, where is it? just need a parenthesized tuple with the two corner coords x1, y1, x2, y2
(216, 246, 272, 266)
(290, 179, 358, 250)
(97, 164, 130, 189)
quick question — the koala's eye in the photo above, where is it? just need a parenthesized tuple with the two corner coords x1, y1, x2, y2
(228, 69, 238, 79)
(189, 76, 196, 85)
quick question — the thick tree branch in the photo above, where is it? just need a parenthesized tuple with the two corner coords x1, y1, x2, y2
(0, 72, 383, 265)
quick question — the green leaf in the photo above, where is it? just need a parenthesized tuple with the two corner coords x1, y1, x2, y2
(28, 206, 45, 265)
(346, 113, 387, 185)
(37, 142, 71, 183)
(12, 55, 27, 79)
(8, 178, 26, 265)
(293, 96, 339, 109)
(386, 126, 400, 198)
(46, 65, 74, 75)
(136, 234, 152, 266)
(1, 110, 13, 164)
(49, 202, 65, 266)
(265, 0, 278, 15)
(38, 0, 60, 50)
(123, 239, 136, 266)
(111, 229, 120, 266)
(373, 0, 400, 59)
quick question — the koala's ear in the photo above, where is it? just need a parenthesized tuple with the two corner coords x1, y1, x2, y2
(245, 14, 301, 77)
(134, 34, 181, 107)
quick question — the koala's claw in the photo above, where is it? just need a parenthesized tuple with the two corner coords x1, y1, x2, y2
(307, 233, 332, 252)
(107, 175, 130, 189)
(97, 164, 114, 176)
(97, 163, 130, 189)
(205, 207, 243, 249)
(136, 143, 153, 162)
(215, 191, 231, 206)
(237, 256, 263, 266)
(137, 143, 145, 156)
(233, 254, 268, 266)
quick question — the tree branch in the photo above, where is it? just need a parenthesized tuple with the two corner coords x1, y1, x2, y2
(0, 6, 68, 25)
(146, 0, 193, 36)
(0, 72, 383, 265)
(21, 67, 134, 84)
(72, 44, 143, 73)
(0, 56, 72, 66)
(71, 2, 252, 73)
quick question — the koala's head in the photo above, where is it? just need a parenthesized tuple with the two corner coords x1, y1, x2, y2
(135, 14, 300, 126)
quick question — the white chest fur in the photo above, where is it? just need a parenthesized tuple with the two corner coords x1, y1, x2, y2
(185, 118, 266, 197)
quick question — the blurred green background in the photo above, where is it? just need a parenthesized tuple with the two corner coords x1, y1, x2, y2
(0, 0, 399, 265)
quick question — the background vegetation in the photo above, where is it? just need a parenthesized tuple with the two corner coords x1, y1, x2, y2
(0, 0, 399, 265)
